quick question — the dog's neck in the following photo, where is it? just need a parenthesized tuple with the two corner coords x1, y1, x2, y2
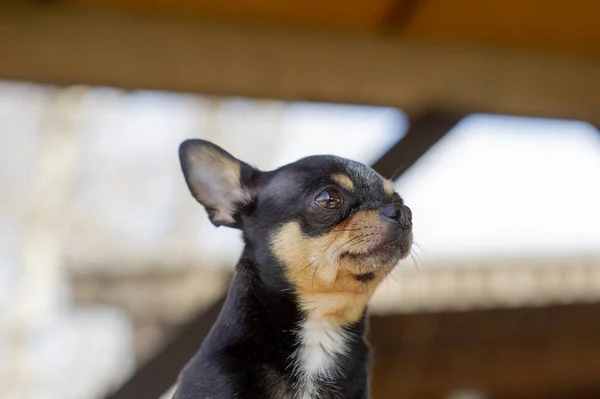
(206, 253, 371, 398)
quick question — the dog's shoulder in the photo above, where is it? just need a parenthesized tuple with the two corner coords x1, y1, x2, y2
(173, 351, 233, 399)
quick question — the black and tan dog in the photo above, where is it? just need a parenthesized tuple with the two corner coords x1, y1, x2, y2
(174, 139, 413, 399)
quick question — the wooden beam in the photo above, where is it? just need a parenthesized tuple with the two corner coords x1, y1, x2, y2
(52, 0, 600, 55)
(383, 0, 420, 33)
(403, 0, 600, 57)
(1, 5, 600, 125)
(372, 110, 464, 180)
(105, 289, 229, 399)
(369, 302, 600, 399)
(61, 0, 395, 33)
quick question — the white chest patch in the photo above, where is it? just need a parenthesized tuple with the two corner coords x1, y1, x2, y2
(292, 318, 349, 399)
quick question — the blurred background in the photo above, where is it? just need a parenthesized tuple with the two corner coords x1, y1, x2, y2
(1, 1, 600, 399)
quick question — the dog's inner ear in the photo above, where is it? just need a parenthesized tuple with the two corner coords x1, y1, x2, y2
(180, 140, 256, 228)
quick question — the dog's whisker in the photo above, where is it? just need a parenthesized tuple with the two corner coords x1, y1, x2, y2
(409, 251, 420, 271)
(332, 234, 368, 253)
(331, 227, 375, 233)
(388, 272, 402, 287)
(311, 262, 319, 289)
(343, 233, 379, 253)
(411, 250, 422, 260)
(301, 259, 318, 272)
(411, 240, 427, 256)
(390, 164, 408, 181)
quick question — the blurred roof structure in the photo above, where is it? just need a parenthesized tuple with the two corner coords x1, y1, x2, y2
(61, 0, 600, 54)
(1, 0, 600, 124)
(2, 2, 600, 399)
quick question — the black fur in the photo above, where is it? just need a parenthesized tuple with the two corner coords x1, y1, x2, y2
(174, 140, 412, 399)
(173, 255, 370, 399)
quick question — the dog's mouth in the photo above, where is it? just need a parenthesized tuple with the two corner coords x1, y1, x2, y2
(340, 246, 404, 266)
(339, 234, 412, 279)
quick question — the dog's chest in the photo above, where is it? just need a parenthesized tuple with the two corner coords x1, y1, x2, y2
(292, 319, 348, 399)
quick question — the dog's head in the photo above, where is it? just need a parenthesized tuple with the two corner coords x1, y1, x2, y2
(180, 139, 412, 325)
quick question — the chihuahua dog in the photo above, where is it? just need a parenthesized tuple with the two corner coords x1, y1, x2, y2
(174, 139, 412, 399)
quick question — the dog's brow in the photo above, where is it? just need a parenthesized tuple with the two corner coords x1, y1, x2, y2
(382, 178, 395, 197)
(330, 174, 354, 192)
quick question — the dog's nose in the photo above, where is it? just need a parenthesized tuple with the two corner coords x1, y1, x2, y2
(380, 204, 412, 227)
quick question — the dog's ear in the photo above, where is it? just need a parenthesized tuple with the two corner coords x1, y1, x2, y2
(179, 139, 259, 228)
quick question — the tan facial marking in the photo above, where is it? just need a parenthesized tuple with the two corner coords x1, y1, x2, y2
(382, 178, 396, 197)
(271, 213, 395, 326)
(331, 174, 354, 192)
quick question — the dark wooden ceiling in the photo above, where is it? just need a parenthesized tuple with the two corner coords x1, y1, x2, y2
(62, 0, 600, 57)
(2, 0, 600, 124)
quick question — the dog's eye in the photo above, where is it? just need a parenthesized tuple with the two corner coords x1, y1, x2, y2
(315, 189, 343, 209)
